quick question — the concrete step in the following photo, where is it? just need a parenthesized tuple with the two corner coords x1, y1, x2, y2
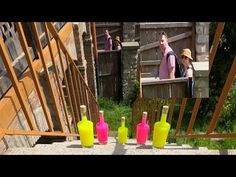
(4, 137, 236, 155)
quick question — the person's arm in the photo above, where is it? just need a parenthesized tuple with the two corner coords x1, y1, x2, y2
(108, 38, 112, 50)
(169, 68, 175, 79)
(168, 55, 175, 79)
(186, 68, 193, 78)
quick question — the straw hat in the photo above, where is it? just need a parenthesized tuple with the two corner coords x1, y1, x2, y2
(181, 48, 193, 60)
(114, 36, 120, 42)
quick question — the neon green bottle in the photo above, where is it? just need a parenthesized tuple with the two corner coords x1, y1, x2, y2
(118, 117, 128, 144)
(153, 105, 170, 148)
(77, 105, 94, 147)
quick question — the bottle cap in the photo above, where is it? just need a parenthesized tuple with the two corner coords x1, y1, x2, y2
(143, 112, 147, 116)
(80, 105, 86, 115)
(121, 117, 125, 121)
(99, 110, 104, 116)
(162, 105, 169, 114)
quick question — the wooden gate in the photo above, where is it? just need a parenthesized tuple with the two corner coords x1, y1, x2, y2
(97, 50, 121, 101)
(95, 22, 122, 50)
(139, 22, 195, 78)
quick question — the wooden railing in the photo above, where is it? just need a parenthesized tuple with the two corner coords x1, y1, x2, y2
(141, 77, 191, 98)
(0, 22, 99, 139)
(132, 22, 236, 139)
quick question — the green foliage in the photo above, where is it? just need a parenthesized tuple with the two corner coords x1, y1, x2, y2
(98, 97, 132, 134)
(126, 79, 140, 106)
(219, 78, 236, 132)
(198, 22, 236, 133)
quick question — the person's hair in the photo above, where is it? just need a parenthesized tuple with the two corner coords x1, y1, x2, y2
(159, 31, 168, 38)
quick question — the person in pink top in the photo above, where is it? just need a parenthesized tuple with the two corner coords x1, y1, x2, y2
(104, 29, 112, 51)
(158, 31, 176, 79)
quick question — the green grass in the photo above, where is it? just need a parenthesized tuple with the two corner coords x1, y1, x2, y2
(98, 97, 236, 149)
(98, 97, 132, 136)
(168, 128, 236, 150)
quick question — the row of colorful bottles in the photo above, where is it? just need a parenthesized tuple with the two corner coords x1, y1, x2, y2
(77, 104, 170, 148)
(77, 105, 109, 147)
(153, 105, 170, 148)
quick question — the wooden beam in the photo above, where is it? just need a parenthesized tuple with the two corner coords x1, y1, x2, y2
(142, 77, 188, 85)
(175, 98, 188, 135)
(91, 22, 98, 62)
(31, 23, 66, 133)
(207, 57, 236, 134)
(55, 40, 74, 133)
(139, 31, 192, 52)
(96, 28, 121, 38)
(44, 23, 68, 133)
(46, 23, 98, 104)
(0, 37, 37, 131)
(95, 23, 121, 27)
(209, 22, 225, 70)
(0, 23, 73, 132)
(186, 98, 202, 134)
(0, 129, 79, 137)
(140, 22, 193, 29)
(184, 23, 225, 135)
(15, 22, 54, 132)
(140, 60, 160, 66)
(176, 132, 236, 139)
(167, 98, 176, 124)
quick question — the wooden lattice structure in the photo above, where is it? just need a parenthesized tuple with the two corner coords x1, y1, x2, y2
(132, 22, 236, 139)
(0, 22, 99, 141)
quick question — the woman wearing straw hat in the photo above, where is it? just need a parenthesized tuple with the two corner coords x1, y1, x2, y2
(181, 48, 194, 77)
(181, 48, 194, 97)
(113, 36, 122, 50)
(104, 29, 112, 51)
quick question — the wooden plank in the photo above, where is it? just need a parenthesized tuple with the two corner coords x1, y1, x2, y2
(47, 22, 99, 125)
(0, 37, 37, 131)
(46, 23, 98, 104)
(175, 98, 187, 135)
(141, 73, 154, 78)
(44, 23, 68, 133)
(99, 73, 111, 77)
(140, 22, 193, 29)
(167, 98, 176, 123)
(15, 22, 54, 132)
(32, 23, 66, 133)
(96, 23, 121, 27)
(65, 53, 80, 124)
(0, 130, 5, 141)
(96, 28, 121, 38)
(140, 60, 160, 66)
(207, 57, 236, 134)
(56, 40, 74, 133)
(0, 23, 72, 131)
(142, 77, 188, 85)
(135, 36, 140, 41)
(176, 132, 236, 139)
(71, 63, 81, 123)
(184, 23, 224, 135)
(91, 22, 98, 62)
(0, 129, 79, 137)
(186, 98, 202, 134)
(139, 31, 192, 52)
(209, 22, 225, 70)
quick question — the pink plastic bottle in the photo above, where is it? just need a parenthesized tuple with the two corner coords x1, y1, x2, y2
(96, 110, 109, 144)
(136, 112, 150, 145)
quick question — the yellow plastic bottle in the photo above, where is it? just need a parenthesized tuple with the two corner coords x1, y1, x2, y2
(77, 105, 94, 147)
(153, 105, 170, 148)
(118, 117, 128, 144)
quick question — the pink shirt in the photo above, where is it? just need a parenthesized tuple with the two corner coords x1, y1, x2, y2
(159, 45, 175, 79)
(105, 35, 112, 50)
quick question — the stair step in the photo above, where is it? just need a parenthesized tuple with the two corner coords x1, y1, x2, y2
(4, 137, 236, 155)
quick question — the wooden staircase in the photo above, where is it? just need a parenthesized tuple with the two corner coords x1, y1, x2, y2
(4, 137, 236, 155)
